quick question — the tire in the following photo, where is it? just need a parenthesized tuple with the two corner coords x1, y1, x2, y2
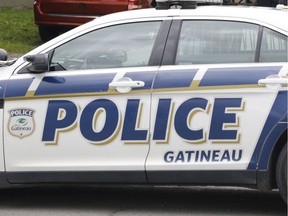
(276, 143, 287, 203)
(38, 25, 60, 42)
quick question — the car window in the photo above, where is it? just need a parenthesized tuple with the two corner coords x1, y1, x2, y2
(175, 21, 259, 65)
(259, 28, 288, 62)
(50, 21, 161, 71)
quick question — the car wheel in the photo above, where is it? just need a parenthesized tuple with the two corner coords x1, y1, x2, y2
(276, 143, 287, 203)
(38, 25, 60, 42)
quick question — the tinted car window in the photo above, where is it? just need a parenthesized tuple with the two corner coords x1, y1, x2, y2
(50, 22, 161, 71)
(259, 28, 288, 62)
(175, 21, 259, 65)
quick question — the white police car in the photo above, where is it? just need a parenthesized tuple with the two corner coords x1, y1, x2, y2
(0, 0, 287, 203)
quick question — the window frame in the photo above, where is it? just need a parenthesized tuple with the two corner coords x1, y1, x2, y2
(163, 19, 264, 66)
(258, 27, 288, 63)
(49, 21, 165, 71)
(17, 18, 173, 74)
(163, 18, 288, 66)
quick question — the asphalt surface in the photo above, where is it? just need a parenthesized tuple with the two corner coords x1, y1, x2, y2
(0, 0, 32, 8)
(0, 185, 286, 216)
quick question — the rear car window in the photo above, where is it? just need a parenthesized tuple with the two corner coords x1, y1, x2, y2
(175, 21, 259, 65)
(259, 28, 288, 62)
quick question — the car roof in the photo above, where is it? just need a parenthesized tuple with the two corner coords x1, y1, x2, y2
(89, 6, 288, 33)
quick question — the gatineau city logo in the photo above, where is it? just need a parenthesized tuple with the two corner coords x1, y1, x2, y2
(8, 109, 35, 138)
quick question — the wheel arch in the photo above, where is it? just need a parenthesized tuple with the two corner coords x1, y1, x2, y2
(269, 129, 287, 189)
(257, 127, 287, 191)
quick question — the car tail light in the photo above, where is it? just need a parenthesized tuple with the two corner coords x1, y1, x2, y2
(128, 0, 152, 10)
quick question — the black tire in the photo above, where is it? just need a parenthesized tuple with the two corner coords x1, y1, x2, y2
(38, 25, 60, 42)
(276, 143, 287, 203)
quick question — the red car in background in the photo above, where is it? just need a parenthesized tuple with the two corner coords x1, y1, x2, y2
(34, 0, 155, 41)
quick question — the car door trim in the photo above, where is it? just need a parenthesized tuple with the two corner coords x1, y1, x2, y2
(149, 20, 172, 66)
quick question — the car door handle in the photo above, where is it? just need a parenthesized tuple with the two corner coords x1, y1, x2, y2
(258, 78, 287, 85)
(109, 80, 145, 88)
(258, 75, 288, 89)
(109, 77, 145, 93)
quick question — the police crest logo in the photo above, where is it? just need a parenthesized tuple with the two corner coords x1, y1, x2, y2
(8, 109, 35, 138)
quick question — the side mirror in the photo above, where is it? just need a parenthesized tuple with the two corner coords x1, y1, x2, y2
(24, 54, 49, 73)
(0, 49, 17, 67)
(0, 49, 8, 61)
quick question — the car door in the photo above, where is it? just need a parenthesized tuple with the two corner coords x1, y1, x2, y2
(146, 19, 288, 183)
(3, 20, 166, 183)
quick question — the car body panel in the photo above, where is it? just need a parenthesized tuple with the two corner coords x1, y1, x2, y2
(146, 64, 286, 171)
(3, 68, 154, 174)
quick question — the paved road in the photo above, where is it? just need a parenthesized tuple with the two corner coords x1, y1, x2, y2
(0, 185, 286, 216)
(0, 0, 33, 8)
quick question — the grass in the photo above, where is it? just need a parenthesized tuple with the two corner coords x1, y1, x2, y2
(0, 7, 42, 54)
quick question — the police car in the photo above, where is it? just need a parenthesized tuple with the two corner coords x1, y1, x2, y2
(0, 0, 287, 203)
